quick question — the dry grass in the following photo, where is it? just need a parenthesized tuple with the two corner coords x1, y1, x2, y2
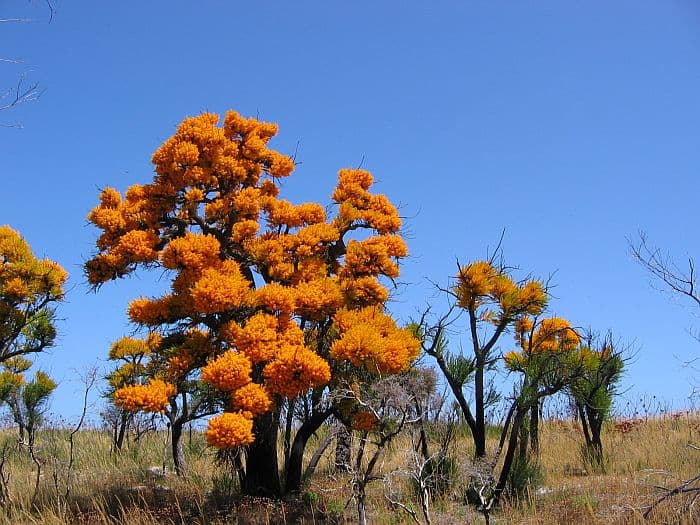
(0, 413, 696, 524)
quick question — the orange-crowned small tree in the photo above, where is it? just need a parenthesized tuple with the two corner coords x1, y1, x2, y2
(85, 110, 419, 496)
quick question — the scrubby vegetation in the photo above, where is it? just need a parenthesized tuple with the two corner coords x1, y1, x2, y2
(0, 409, 695, 524)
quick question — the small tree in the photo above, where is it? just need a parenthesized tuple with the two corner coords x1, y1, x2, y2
(505, 316, 581, 457)
(0, 356, 56, 506)
(337, 371, 429, 525)
(568, 331, 624, 471)
(103, 335, 152, 451)
(0, 225, 67, 365)
(107, 332, 219, 475)
(422, 257, 547, 458)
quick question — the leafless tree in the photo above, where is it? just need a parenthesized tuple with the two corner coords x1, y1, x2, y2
(334, 373, 428, 525)
(630, 232, 700, 312)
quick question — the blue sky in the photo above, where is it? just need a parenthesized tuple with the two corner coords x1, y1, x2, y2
(2, 1, 699, 421)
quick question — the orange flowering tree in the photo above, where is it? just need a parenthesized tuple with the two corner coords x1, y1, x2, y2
(0, 225, 64, 461)
(422, 258, 548, 458)
(0, 225, 67, 365)
(85, 110, 419, 496)
(504, 316, 581, 456)
(106, 332, 219, 473)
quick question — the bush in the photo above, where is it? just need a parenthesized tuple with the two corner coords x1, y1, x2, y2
(506, 454, 543, 501)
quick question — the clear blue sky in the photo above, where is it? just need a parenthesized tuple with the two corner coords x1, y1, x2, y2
(2, 1, 699, 421)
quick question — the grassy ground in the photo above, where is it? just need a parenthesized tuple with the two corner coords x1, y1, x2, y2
(0, 412, 697, 524)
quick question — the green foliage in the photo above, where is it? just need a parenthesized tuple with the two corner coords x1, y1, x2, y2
(302, 490, 319, 506)
(445, 352, 475, 389)
(507, 454, 543, 501)
(22, 370, 56, 413)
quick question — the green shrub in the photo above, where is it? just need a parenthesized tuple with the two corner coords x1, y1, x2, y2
(506, 454, 543, 501)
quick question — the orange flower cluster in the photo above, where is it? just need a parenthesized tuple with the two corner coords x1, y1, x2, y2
(231, 383, 272, 415)
(127, 294, 190, 326)
(455, 260, 547, 318)
(163, 329, 214, 378)
(293, 277, 344, 319)
(530, 317, 580, 352)
(253, 283, 296, 315)
(0, 225, 67, 304)
(263, 344, 331, 398)
(331, 307, 420, 374)
(506, 316, 580, 372)
(108, 336, 151, 360)
(224, 312, 280, 363)
(114, 379, 176, 413)
(332, 169, 402, 235)
(191, 261, 251, 314)
(341, 275, 389, 307)
(167, 352, 195, 378)
(200, 350, 252, 392)
(342, 236, 407, 279)
(205, 412, 255, 448)
(161, 233, 221, 271)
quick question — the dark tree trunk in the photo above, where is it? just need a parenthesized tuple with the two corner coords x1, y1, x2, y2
(416, 405, 430, 462)
(283, 398, 296, 466)
(334, 423, 352, 472)
(285, 408, 333, 494)
(577, 403, 592, 447)
(114, 410, 130, 451)
(586, 406, 605, 468)
(171, 419, 187, 476)
(493, 406, 527, 504)
(303, 431, 334, 482)
(474, 357, 486, 457)
(529, 402, 540, 455)
(242, 410, 281, 497)
(518, 416, 528, 459)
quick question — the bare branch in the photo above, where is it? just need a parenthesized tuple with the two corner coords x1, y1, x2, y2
(629, 232, 700, 308)
(0, 73, 43, 113)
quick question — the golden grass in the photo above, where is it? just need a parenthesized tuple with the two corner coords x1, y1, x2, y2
(0, 413, 696, 524)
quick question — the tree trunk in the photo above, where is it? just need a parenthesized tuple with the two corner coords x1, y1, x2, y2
(115, 410, 130, 451)
(283, 398, 296, 466)
(302, 431, 334, 483)
(284, 408, 333, 494)
(518, 416, 528, 459)
(171, 419, 187, 476)
(587, 407, 605, 469)
(356, 487, 367, 525)
(529, 402, 540, 455)
(493, 406, 526, 504)
(577, 403, 592, 447)
(335, 423, 352, 472)
(242, 410, 281, 497)
(474, 358, 486, 457)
